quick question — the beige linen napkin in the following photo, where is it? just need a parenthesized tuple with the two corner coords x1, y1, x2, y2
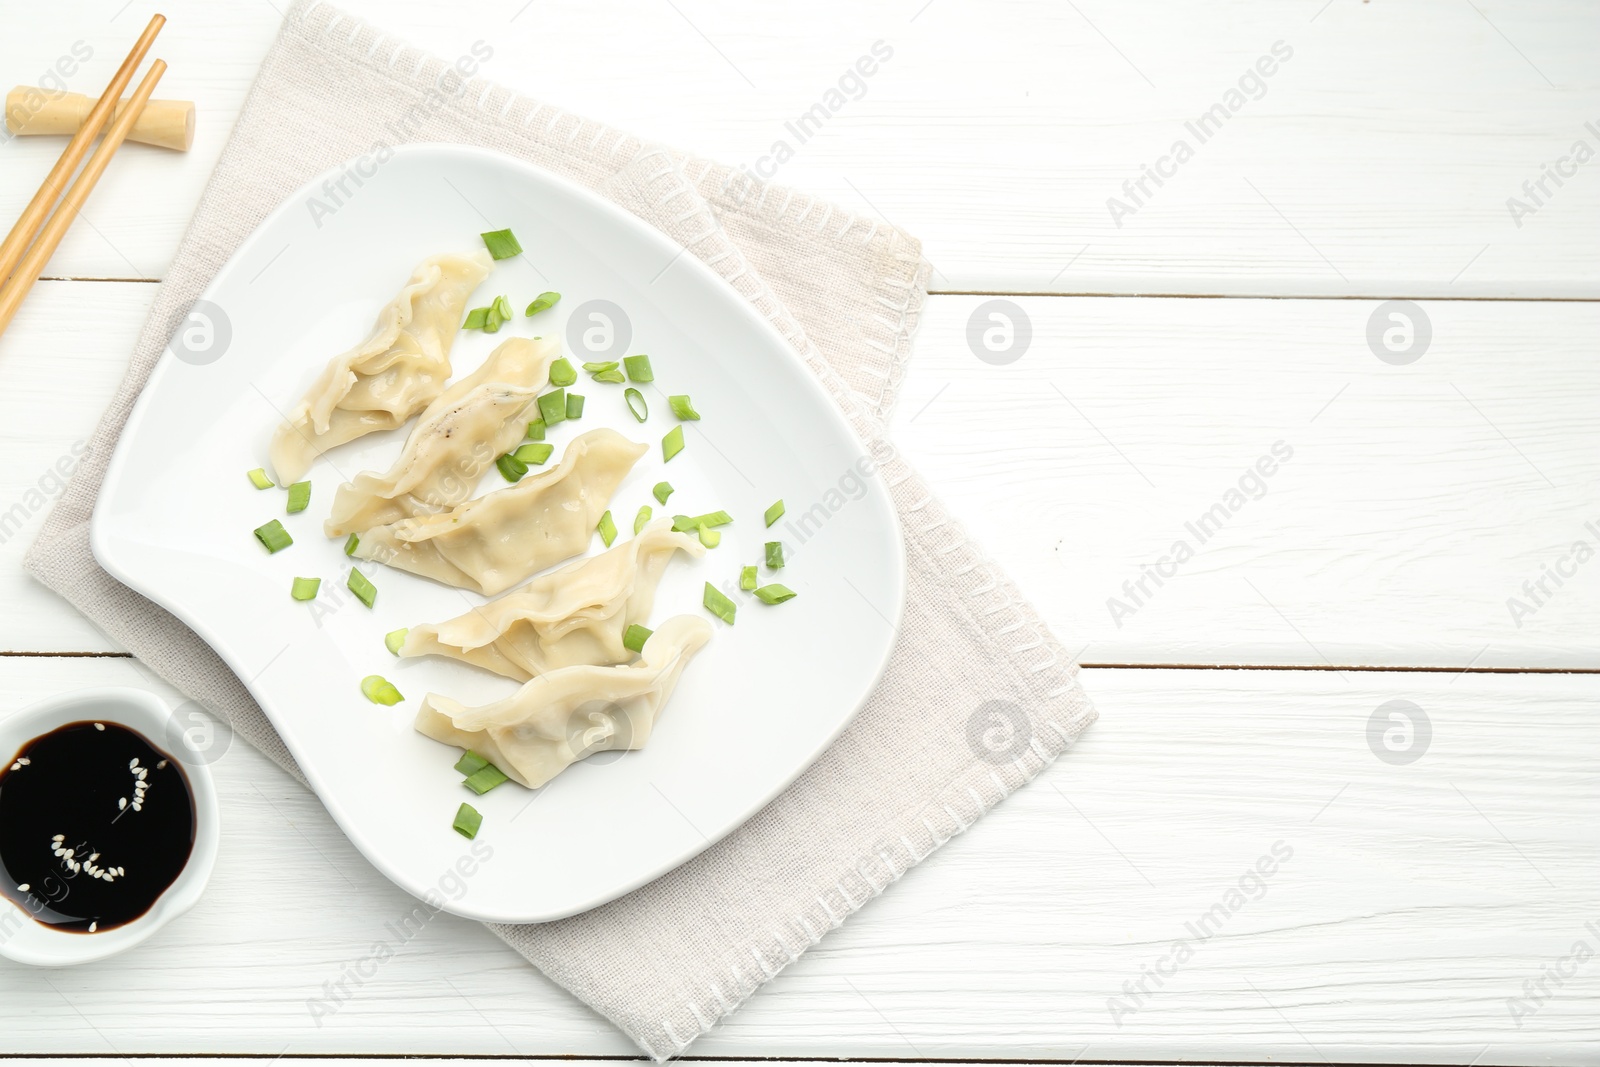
(25, 1, 1096, 1057)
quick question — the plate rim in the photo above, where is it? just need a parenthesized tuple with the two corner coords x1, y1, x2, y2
(90, 141, 908, 922)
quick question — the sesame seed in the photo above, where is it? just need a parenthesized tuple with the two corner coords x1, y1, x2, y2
(118, 798, 127, 810)
(88, 922, 97, 933)
(16, 884, 28, 893)
(94, 723, 105, 731)
(88, 853, 99, 862)
(8, 762, 18, 771)
(18, 758, 28, 766)
(156, 760, 168, 770)
(52, 834, 64, 842)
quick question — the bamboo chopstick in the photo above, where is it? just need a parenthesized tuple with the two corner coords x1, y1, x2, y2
(0, 13, 165, 288)
(0, 61, 167, 337)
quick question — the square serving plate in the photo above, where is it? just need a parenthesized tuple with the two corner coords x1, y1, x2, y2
(92, 144, 906, 923)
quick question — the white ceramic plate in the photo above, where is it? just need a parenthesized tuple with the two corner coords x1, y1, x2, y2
(92, 144, 905, 923)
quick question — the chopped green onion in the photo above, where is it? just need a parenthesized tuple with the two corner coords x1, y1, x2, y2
(622, 623, 652, 653)
(592, 368, 626, 384)
(754, 583, 797, 605)
(703, 581, 736, 625)
(463, 763, 510, 794)
(290, 576, 320, 601)
(740, 565, 757, 591)
(254, 519, 292, 554)
(766, 541, 784, 569)
(492, 294, 513, 322)
(360, 674, 404, 705)
(764, 500, 785, 527)
(653, 481, 674, 504)
(286, 480, 311, 514)
(549, 358, 577, 387)
(623, 354, 654, 382)
(454, 750, 490, 776)
(347, 568, 377, 608)
(513, 442, 553, 466)
(624, 387, 648, 423)
(566, 393, 585, 419)
(634, 505, 653, 535)
(385, 627, 409, 655)
(698, 526, 721, 549)
(481, 229, 522, 259)
(247, 468, 274, 490)
(526, 418, 546, 441)
(662, 425, 684, 462)
(453, 802, 483, 839)
(463, 306, 490, 330)
(583, 360, 619, 373)
(525, 291, 560, 315)
(497, 452, 528, 482)
(538, 389, 567, 427)
(597, 510, 617, 547)
(672, 511, 732, 532)
(668, 395, 701, 420)
(343, 533, 360, 557)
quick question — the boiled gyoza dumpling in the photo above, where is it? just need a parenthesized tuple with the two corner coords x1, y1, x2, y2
(324, 336, 558, 536)
(399, 519, 704, 679)
(269, 250, 493, 483)
(414, 614, 713, 788)
(352, 428, 648, 595)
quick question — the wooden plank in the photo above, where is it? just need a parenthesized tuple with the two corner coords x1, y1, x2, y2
(0, 0, 1595, 294)
(893, 295, 1600, 669)
(5, 283, 1593, 668)
(0, 657, 1594, 1063)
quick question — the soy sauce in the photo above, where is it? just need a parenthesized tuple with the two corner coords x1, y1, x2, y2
(0, 721, 195, 933)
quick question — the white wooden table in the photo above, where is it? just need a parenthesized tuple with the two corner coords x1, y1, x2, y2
(1, 1, 1597, 1063)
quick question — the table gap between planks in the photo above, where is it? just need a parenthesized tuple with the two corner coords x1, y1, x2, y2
(0, 0, 1595, 1065)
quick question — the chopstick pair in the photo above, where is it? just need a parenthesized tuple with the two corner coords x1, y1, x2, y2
(0, 14, 169, 338)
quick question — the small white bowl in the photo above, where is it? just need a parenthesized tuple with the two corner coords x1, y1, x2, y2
(0, 687, 220, 967)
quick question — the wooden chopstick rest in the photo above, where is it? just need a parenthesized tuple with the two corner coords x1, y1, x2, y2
(5, 86, 193, 151)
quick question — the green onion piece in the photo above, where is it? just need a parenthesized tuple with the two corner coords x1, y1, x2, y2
(703, 581, 736, 625)
(582, 360, 619, 373)
(764, 499, 785, 527)
(463, 307, 490, 330)
(754, 583, 797, 605)
(454, 751, 490, 776)
(698, 526, 721, 549)
(285, 480, 311, 514)
(481, 229, 522, 259)
(597, 509, 617, 547)
(668, 394, 701, 420)
(492, 294, 513, 321)
(347, 568, 377, 608)
(538, 389, 567, 426)
(384, 627, 409, 655)
(344, 533, 360, 557)
(653, 481, 674, 504)
(623, 354, 654, 382)
(290, 576, 320, 601)
(662, 425, 684, 462)
(360, 674, 404, 705)
(622, 623, 653, 653)
(766, 541, 784, 569)
(624, 387, 647, 423)
(673, 511, 732, 531)
(453, 802, 483, 839)
(254, 519, 293, 554)
(634, 504, 653, 535)
(549, 358, 577, 387)
(247, 468, 274, 490)
(566, 393, 586, 419)
(463, 764, 510, 794)
(513, 442, 553, 466)
(496, 452, 528, 482)
(741, 565, 757, 591)
(592, 368, 626, 384)
(525, 291, 560, 316)
(526, 418, 546, 441)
